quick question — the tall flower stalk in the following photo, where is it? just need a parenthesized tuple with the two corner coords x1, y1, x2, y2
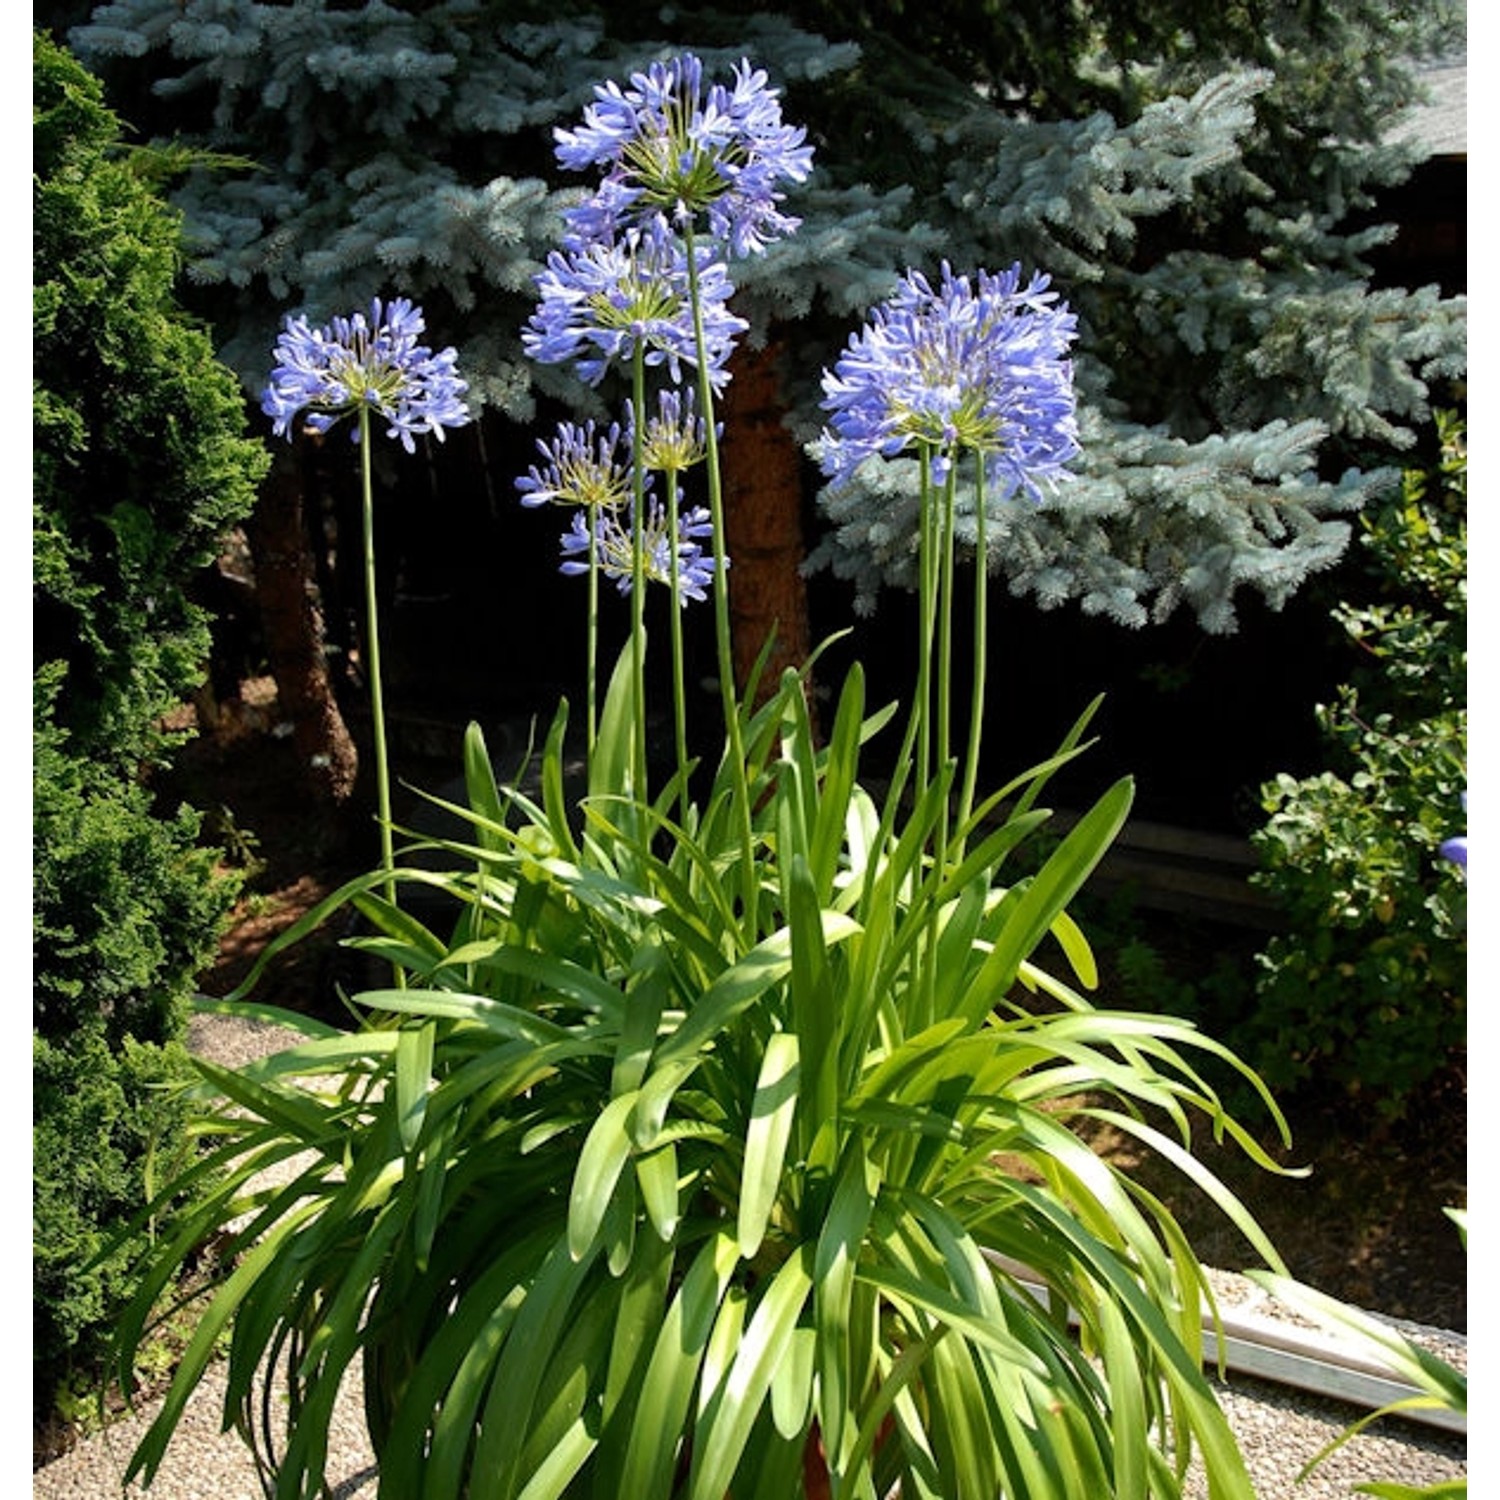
(263, 295, 469, 912)
(638, 386, 715, 821)
(683, 217, 755, 917)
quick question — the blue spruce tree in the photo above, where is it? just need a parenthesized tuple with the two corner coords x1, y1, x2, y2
(60, 0, 1464, 664)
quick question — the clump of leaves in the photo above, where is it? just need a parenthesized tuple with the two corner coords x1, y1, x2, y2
(1247, 412, 1466, 1112)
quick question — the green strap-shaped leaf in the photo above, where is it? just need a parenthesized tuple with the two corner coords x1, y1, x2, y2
(355, 986, 572, 1045)
(635, 1140, 680, 1239)
(600, 1227, 675, 1432)
(463, 719, 509, 854)
(395, 1021, 435, 1151)
(689, 1243, 817, 1500)
(568, 1091, 640, 1261)
(655, 913, 862, 1070)
(351, 888, 449, 958)
(455, 943, 627, 1023)
(769, 1325, 817, 1440)
(809, 663, 866, 899)
(999, 1176, 1260, 1500)
(957, 776, 1133, 1024)
(1245, 1271, 1467, 1412)
(377, 1225, 556, 1499)
(1095, 1289, 1148, 1500)
(617, 1231, 741, 1500)
(238, 1031, 399, 1083)
(813, 1141, 880, 1473)
(124, 1201, 326, 1487)
(468, 1239, 601, 1499)
(613, 946, 670, 1098)
(738, 1031, 801, 1259)
(513, 1414, 598, 1500)
(540, 697, 581, 861)
(591, 637, 640, 804)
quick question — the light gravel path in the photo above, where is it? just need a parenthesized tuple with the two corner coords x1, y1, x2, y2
(30, 1351, 1468, 1500)
(32, 1014, 1467, 1499)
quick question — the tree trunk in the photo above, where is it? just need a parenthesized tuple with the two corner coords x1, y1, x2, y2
(246, 447, 360, 804)
(719, 334, 813, 708)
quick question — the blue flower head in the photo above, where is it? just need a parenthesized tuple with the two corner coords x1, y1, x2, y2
(559, 499, 722, 602)
(555, 53, 813, 257)
(523, 218, 747, 391)
(263, 296, 469, 454)
(516, 418, 636, 511)
(818, 262, 1080, 495)
(637, 386, 714, 476)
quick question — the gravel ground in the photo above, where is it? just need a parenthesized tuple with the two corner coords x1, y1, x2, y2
(32, 1014, 1468, 1500)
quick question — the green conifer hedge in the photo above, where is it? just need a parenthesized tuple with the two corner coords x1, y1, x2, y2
(32, 29, 268, 1428)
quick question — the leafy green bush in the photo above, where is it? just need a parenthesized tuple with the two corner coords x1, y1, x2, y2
(1246, 413, 1466, 1111)
(32, 28, 266, 1425)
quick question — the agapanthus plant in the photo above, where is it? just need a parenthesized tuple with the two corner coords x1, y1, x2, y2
(637, 384, 713, 476)
(819, 261, 1079, 495)
(115, 52, 1302, 1500)
(634, 385, 716, 788)
(263, 297, 468, 925)
(548, 52, 809, 882)
(517, 416, 638, 754)
(516, 417, 635, 512)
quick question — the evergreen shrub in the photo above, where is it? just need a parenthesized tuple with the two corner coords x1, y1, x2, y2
(32, 28, 267, 1426)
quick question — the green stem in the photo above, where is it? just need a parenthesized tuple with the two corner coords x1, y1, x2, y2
(956, 460, 989, 853)
(897, 448, 943, 1027)
(358, 406, 402, 987)
(666, 470, 691, 827)
(935, 460, 957, 877)
(630, 348, 649, 800)
(683, 220, 755, 932)
(587, 516, 599, 761)
(914, 448, 938, 809)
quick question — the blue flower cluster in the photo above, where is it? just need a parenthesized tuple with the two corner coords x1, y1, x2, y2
(263, 296, 469, 453)
(561, 499, 721, 602)
(521, 52, 809, 603)
(523, 219, 747, 393)
(516, 419, 635, 512)
(638, 386, 713, 476)
(554, 54, 813, 256)
(516, 409, 722, 602)
(819, 262, 1080, 496)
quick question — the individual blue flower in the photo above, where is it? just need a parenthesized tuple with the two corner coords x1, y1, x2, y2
(554, 53, 813, 257)
(262, 296, 469, 454)
(559, 499, 722, 602)
(516, 418, 637, 511)
(523, 218, 747, 391)
(818, 262, 1080, 495)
